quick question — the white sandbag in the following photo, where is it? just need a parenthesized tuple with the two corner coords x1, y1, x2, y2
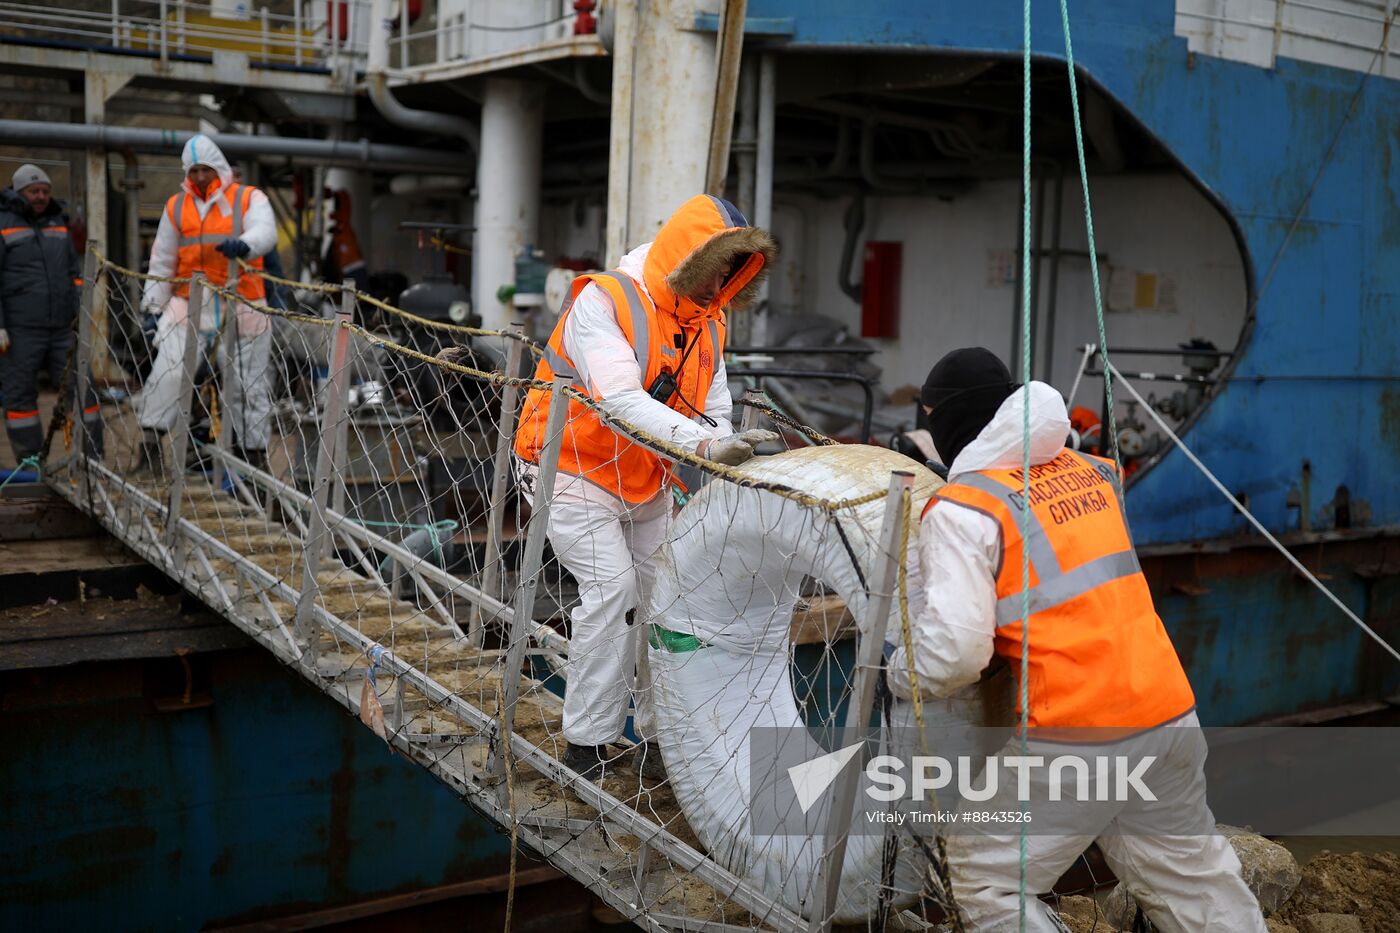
(648, 446, 1006, 923)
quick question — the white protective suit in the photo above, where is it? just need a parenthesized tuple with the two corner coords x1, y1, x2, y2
(138, 136, 276, 450)
(888, 382, 1265, 933)
(518, 243, 734, 747)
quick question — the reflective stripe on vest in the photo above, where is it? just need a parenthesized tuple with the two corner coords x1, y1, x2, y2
(513, 269, 724, 503)
(1, 227, 35, 244)
(949, 451, 1142, 625)
(931, 448, 1194, 730)
(168, 185, 264, 301)
(957, 451, 1142, 624)
(598, 270, 649, 369)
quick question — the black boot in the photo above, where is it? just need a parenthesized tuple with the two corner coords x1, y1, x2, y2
(634, 741, 667, 783)
(562, 742, 609, 780)
(134, 430, 165, 475)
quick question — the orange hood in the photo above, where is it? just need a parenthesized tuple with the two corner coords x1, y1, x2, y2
(642, 194, 776, 326)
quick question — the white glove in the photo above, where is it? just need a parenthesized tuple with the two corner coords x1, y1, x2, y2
(698, 429, 779, 465)
(0, 329, 9, 353)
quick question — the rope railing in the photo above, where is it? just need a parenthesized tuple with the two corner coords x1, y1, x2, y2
(98, 251, 891, 515)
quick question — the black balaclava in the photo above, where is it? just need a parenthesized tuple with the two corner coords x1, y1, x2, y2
(920, 347, 1018, 467)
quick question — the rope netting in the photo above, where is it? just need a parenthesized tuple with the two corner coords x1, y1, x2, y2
(44, 254, 1004, 931)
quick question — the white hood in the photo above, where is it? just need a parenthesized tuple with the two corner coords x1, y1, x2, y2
(181, 134, 234, 199)
(946, 380, 1071, 478)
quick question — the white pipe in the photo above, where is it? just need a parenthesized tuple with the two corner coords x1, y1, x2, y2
(603, 0, 638, 266)
(626, 0, 717, 241)
(754, 52, 775, 233)
(388, 174, 472, 196)
(735, 58, 757, 216)
(365, 0, 479, 150)
(474, 77, 545, 331)
(753, 50, 776, 323)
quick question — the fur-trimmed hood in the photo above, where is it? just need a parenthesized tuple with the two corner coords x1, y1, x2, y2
(642, 194, 776, 325)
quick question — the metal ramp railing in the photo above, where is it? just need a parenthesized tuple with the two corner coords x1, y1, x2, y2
(42, 249, 958, 932)
(48, 451, 811, 933)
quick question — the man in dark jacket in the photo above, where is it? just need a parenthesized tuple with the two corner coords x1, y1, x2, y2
(0, 164, 101, 464)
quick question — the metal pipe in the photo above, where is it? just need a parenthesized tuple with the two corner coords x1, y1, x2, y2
(475, 77, 544, 331)
(735, 55, 758, 218)
(73, 247, 99, 493)
(0, 119, 472, 174)
(727, 345, 876, 357)
(838, 193, 864, 303)
(118, 148, 143, 310)
(571, 59, 610, 104)
(366, 0, 480, 152)
(858, 117, 915, 193)
(472, 323, 526, 645)
(388, 173, 472, 196)
(364, 73, 481, 152)
(602, 0, 637, 266)
(490, 374, 570, 778)
(704, 0, 748, 197)
(810, 471, 914, 931)
(754, 51, 776, 232)
(296, 302, 355, 640)
(166, 275, 205, 553)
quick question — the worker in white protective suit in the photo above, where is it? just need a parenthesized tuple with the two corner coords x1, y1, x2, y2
(885, 348, 1265, 932)
(136, 135, 276, 473)
(483, 194, 776, 780)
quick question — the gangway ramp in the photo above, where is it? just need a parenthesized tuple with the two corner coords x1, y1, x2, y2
(48, 454, 809, 933)
(44, 255, 951, 932)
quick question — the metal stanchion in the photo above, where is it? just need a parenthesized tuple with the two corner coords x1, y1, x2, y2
(166, 275, 206, 557)
(740, 387, 763, 432)
(216, 265, 240, 454)
(71, 247, 100, 496)
(326, 285, 355, 548)
(295, 302, 355, 651)
(488, 375, 569, 778)
(471, 323, 526, 645)
(809, 470, 913, 931)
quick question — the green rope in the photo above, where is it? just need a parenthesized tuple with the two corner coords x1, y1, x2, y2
(0, 455, 41, 492)
(1057, 0, 1122, 478)
(1018, 0, 1033, 927)
(350, 518, 460, 571)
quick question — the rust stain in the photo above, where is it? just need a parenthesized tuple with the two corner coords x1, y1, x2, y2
(1379, 390, 1400, 462)
(324, 727, 356, 900)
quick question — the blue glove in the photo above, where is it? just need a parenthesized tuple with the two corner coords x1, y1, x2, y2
(216, 238, 251, 259)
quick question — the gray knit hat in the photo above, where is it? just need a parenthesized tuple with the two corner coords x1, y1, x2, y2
(12, 164, 51, 192)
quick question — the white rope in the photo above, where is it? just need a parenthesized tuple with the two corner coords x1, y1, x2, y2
(1065, 343, 1096, 409)
(1108, 360, 1400, 666)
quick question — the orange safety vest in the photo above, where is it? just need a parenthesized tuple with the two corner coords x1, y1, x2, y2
(927, 449, 1195, 731)
(514, 271, 725, 504)
(165, 183, 265, 302)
